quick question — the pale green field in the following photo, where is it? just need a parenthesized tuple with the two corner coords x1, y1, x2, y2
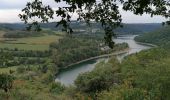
(0, 66, 17, 74)
(0, 31, 63, 51)
(0, 31, 5, 38)
(0, 43, 49, 51)
(0, 31, 6, 41)
(8, 35, 61, 45)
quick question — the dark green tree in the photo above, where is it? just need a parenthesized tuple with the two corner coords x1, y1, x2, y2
(19, 0, 170, 48)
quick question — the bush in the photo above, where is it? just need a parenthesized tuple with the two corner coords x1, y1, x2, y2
(49, 82, 65, 94)
(0, 73, 14, 92)
(75, 58, 120, 93)
(16, 66, 26, 73)
(41, 71, 55, 84)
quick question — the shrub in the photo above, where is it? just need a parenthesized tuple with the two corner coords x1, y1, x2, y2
(0, 73, 14, 92)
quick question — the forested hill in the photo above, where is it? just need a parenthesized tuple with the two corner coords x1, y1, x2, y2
(74, 26, 170, 99)
(73, 26, 170, 99)
(0, 22, 162, 34)
(115, 23, 162, 34)
(135, 26, 170, 47)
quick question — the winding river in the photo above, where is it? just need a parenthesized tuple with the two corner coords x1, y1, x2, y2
(55, 35, 152, 86)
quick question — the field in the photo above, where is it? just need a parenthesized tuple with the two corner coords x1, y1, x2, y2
(10, 35, 61, 45)
(0, 30, 63, 73)
(0, 66, 17, 74)
(0, 31, 63, 51)
(0, 31, 5, 41)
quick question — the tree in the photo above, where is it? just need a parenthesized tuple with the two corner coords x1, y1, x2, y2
(0, 74, 14, 92)
(49, 82, 65, 94)
(19, 0, 170, 48)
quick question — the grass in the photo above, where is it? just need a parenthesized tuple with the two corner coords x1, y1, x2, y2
(0, 31, 63, 51)
(9, 35, 61, 45)
(0, 31, 5, 38)
(0, 43, 49, 51)
(0, 31, 5, 41)
(0, 66, 18, 74)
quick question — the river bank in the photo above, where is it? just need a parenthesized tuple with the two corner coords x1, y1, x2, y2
(60, 41, 156, 70)
(62, 48, 129, 69)
(136, 42, 158, 47)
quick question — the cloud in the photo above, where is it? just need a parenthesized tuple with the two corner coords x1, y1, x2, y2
(0, 10, 20, 23)
(0, 0, 66, 9)
(0, 0, 29, 9)
(0, 9, 21, 23)
(120, 10, 167, 23)
(0, 0, 167, 23)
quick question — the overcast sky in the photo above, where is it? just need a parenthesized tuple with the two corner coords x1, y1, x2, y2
(0, 0, 167, 23)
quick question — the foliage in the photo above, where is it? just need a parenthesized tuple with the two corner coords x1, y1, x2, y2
(0, 48, 49, 67)
(120, 49, 170, 100)
(41, 71, 55, 84)
(115, 23, 162, 34)
(75, 57, 120, 93)
(50, 35, 128, 69)
(135, 26, 170, 48)
(0, 73, 14, 92)
(73, 46, 170, 100)
(16, 66, 26, 74)
(51, 35, 101, 68)
(0, 51, 14, 67)
(49, 82, 65, 94)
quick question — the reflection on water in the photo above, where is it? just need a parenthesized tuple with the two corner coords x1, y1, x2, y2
(55, 35, 151, 86)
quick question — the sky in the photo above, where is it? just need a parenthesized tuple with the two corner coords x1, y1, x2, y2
(0, 0, 167, 23)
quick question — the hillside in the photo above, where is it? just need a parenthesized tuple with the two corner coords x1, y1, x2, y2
(0, 23, 162, 34)
(135, 26, 170, 47)
(115, 23, 162, 34)
(73, 26, 170, 99)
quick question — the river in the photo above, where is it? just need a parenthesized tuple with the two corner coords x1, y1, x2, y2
(55, 35, 152, 86)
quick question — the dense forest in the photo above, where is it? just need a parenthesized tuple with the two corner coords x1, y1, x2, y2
(135, 26, 170, 47)
(50, 35, 128, 69)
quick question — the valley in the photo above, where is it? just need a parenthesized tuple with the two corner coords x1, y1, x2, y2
(0, 23, 169, 100)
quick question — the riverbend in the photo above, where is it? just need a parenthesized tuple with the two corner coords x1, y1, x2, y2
(55, 35, 153, 86)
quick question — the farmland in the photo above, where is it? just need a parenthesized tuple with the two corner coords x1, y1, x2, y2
(0, 66, 18, 74)
(0, 30, 63, 51)
(0, 29, 63, 76)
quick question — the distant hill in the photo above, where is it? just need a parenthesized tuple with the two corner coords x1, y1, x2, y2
(115, 23, 162, 34)
(0, 23, 26, 30)
(0, 22, 162, 34)
(135, 26, 170, 47)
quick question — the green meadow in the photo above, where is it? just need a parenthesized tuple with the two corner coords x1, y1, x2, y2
(0, 30, 63, 51)
(0, 66, 18, 74)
